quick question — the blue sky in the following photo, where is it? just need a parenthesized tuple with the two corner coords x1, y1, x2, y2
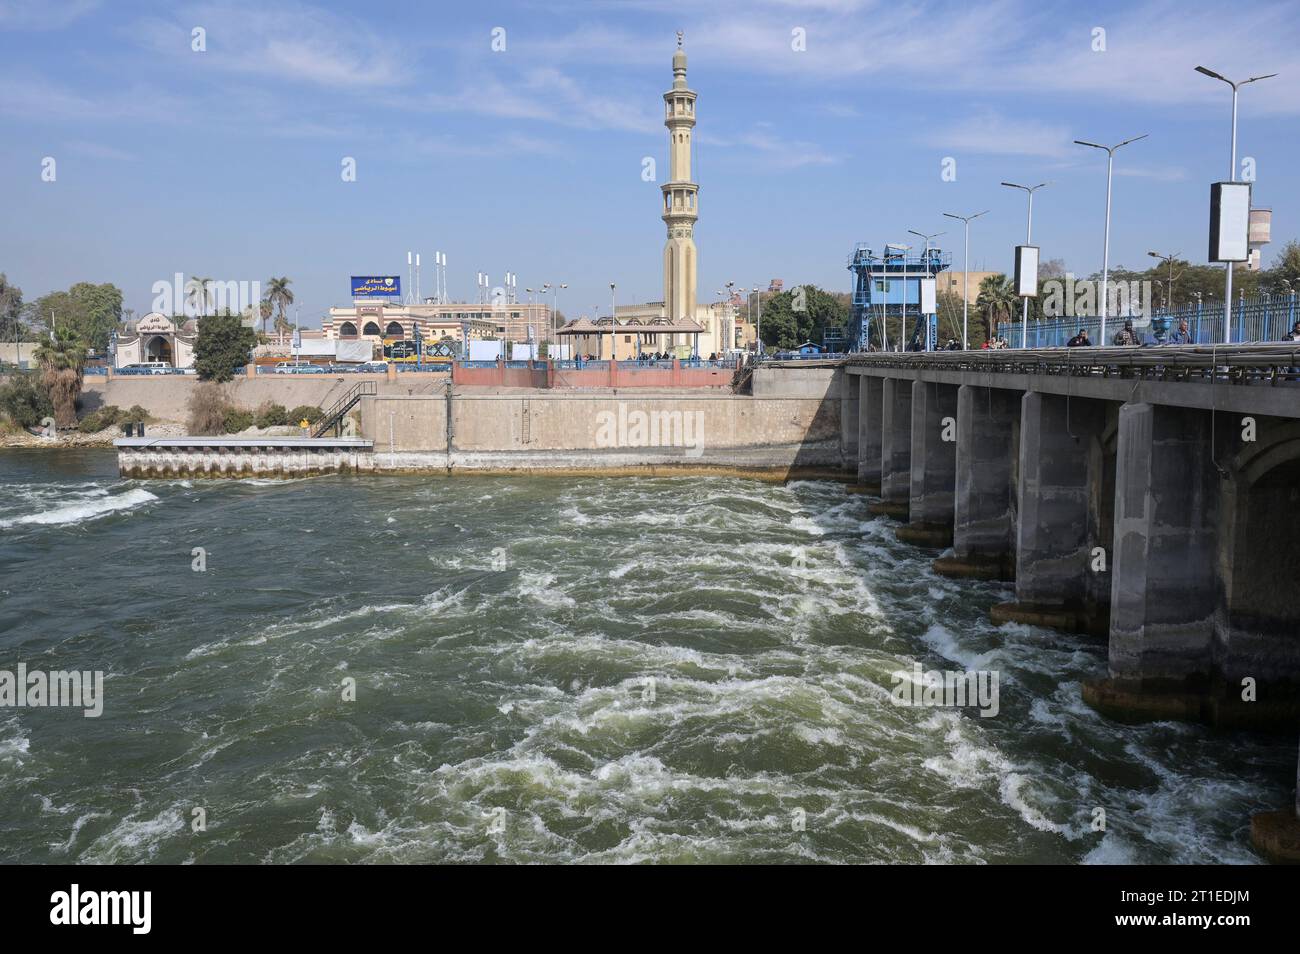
(2, 0, 1298, 326)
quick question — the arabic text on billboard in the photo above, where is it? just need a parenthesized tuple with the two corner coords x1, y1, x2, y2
(351, 276, 401, 299)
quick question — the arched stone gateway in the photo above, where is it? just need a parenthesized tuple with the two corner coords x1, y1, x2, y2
(362, 321, 382, 336)
(144, 335, 173, 363)
(338, 321, 358, 337)
(385, 321, 404, 337)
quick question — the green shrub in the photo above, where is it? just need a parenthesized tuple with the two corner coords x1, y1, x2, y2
(255, 401, 289, 428)
(0, 375, 54, 428)
(125, 404, 150, 423)
(77, 405, 126, 433)
(288, 405, 323, 425)
(222, 408, 255, 434)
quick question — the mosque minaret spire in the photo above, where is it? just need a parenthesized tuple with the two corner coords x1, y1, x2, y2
(661, 31, 699, 323)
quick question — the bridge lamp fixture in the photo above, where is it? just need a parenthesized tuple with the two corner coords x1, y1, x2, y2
(1074, 134, 1148, 344)
(943, 209, 989, 351)
(1194, 65, 1277, 343)
(1000, 181, 1049, 349)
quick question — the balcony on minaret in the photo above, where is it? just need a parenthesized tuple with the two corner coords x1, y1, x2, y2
(662, 184, 698, 221)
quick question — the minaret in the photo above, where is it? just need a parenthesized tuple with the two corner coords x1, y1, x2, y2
(662, 31, 698, 323)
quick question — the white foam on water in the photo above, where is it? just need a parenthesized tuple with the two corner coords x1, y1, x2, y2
(1, 487, 157, 528)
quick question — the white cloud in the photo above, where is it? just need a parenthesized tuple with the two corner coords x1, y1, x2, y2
(927, 112, 1073, 159)
(132, 2, 406, 89)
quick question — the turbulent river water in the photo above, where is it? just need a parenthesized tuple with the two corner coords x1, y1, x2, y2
(0, 448, 1291, 863)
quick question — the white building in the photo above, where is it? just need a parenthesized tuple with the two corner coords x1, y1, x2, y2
(113, 313, 197, 369)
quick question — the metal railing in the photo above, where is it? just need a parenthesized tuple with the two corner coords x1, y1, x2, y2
(845, 342, 1300, 385)
(988, 293, 1300, 349)
(312, 380, 377, 437)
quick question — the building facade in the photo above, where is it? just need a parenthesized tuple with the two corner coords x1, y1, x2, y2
(113, 313, 197, 369)
(321, 301, 550, 350)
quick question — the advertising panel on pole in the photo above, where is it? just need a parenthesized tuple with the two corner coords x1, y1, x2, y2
(1209, 182, 1251, 262)
(920, 278, 936, 314)
(350, 276, 402, 299)
(1014, 246, 1039, 297)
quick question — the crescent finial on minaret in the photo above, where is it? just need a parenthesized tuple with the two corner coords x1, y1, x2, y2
(677, 30, 683, 47)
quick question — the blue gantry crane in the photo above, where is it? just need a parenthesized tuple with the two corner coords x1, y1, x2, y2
(847, 243, 951, 351)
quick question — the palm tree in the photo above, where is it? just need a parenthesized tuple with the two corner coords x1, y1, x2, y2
(187, 275, 213, 317)
(976, 274, 1016, 346)
(34, 327, 87, 428)
(259, 298, 274, 338)
(266, 277, 293, 337)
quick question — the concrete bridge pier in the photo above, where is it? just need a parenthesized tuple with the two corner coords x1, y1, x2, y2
(991, 392, 1114, 635)
(935, 385, 1021, 580)
(1083, 403, 1220, 721)
(840, 374, 860, 474)
(870, 377, 912, 519)
(856, 376, 883, 494)
(897, 380, 959, 547)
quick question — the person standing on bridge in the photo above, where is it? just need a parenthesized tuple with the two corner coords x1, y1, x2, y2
(1168, 320, 1192, 345)
(1288, 320, 1300, 342)
(1067, 328, 1092, 347)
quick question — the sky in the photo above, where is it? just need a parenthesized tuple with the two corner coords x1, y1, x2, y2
(2, 0, 1298, 327)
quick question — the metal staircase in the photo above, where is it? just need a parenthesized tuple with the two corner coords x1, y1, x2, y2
(312, 380, 376, 437)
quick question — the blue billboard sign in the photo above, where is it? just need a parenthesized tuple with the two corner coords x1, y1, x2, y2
(351, 276, 401, 299)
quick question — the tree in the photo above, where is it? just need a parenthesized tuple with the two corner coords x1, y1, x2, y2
(0, 274, 26, 344)
(757, 284, 849, 350)
(266, 277, 293, 336)
(187, 276, 214, 316)
(194, 312, 256, 382)
(34, 328, 87, 427)
(22, 283, 122, 352)
(1265, 240, 1300, 294)
(976, 274, 1016, 344)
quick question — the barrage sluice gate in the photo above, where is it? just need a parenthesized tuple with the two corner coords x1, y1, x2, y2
(835, 347, 1300, 861)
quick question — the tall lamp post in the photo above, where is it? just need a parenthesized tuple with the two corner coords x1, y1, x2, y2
(752, 285, 763, 359)
(1074, 135, 1147, 344)
(609, 283, 616, 361)
(1000, 181, 1048, 349)
(1194, 66, 1276, 344)
(549, 282, 566, 356)
(942, 210, 989, 351)
(1147, 250, 1181, 328)
(908, 229, 945, 351)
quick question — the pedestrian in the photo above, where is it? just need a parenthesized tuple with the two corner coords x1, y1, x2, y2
(1066, 327, 1091, 347)
(1167, 320, 1192, 345)
(1113, 319, 1140, 346)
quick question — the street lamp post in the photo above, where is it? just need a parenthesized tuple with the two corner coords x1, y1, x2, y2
(908, 229, 946, 351)
(609, 283, 616, 361)
(549, 282, 566, 356)
(942, 210, 988, 350)
(1074, 135, 1147, 344)
(1147, 250, 1181, 325)
(1194, 66, 1277, 344)
(1000, 181, 1049, 349)
(751, 285, 763, 360)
